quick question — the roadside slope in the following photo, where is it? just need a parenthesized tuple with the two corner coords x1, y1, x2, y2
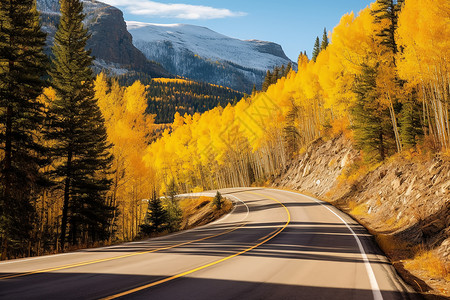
(274, 134, 450, 298)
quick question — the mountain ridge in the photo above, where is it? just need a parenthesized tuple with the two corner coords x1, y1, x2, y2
(127, 21, 295, 92)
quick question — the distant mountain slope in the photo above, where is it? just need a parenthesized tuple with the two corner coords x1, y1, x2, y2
(114, 76, 244, 124)
(127, 22, 295, 93)
(37, 0, 170, 78)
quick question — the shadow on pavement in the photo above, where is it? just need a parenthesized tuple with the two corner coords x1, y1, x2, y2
(0, 272, 427, 300)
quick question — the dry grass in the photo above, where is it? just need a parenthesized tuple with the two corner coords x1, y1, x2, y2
(404, 248, 450, 281)
(338, 158, 383, 186)
(383, 215, 409, 231)
(375, 234, 409, 255)
(328, 158, 337, 167)
(179, 196, 212, 215)
(348, 200, 367, 216)
(180, 196, 233, 230)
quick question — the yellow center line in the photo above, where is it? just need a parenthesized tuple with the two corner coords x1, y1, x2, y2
(101, 192, 291, 300)
(0, 222, 247, 280)
(257, 228, 281, 241)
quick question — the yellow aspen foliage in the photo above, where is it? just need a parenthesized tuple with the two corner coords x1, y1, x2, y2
(94, 73, 156, 240)
(124, 81, 148, 115)
(397, 0, 450, 149)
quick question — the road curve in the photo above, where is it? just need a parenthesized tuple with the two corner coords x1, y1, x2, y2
(0, 188, 421, 300)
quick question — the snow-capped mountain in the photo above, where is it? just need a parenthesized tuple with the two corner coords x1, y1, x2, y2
(127, 22, 295, 92)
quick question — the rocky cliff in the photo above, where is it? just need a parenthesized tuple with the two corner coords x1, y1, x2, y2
(37, 0, 169, 77)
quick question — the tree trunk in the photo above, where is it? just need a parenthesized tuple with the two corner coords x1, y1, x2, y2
(60, 148, 73, 251)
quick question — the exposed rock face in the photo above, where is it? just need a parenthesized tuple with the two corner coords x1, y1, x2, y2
(250, 40, 290, 59)
(275, 136, 359, 197)
(37, 0, 169, 77)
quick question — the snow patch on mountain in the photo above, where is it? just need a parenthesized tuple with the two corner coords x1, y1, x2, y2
(126, 21, 291, 72)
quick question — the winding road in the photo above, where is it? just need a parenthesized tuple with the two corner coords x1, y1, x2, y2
(0, 188, 421, 299)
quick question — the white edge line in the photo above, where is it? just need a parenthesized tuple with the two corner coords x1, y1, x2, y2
(0, 251, 74, 265)
(270, 189, 383, 300)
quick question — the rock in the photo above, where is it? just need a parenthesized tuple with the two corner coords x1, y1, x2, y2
(445, 227, 450, 238)
(341, 151, 350, 168)
(392, 178, 402, 190)
(405, 176, 416, 196)
(37, 0, 170, 77)
(422, 219, 446, 236)
(302, 164, 311, 177)
(438, 238, 450, 260)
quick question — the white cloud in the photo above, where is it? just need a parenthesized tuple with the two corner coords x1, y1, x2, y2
(101, 0, 247, 20)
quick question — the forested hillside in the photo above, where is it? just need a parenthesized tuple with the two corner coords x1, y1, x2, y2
(105, 73, 244, 124)
(146, 79, 243, 124)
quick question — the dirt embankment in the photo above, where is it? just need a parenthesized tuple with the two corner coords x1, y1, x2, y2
(273, 134, 450, 298)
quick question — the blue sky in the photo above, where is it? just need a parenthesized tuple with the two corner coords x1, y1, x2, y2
(102, 0, 374, 61)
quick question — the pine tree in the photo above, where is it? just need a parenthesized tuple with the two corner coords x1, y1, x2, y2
(47, 0, 114, 249)
(212, 191, 223, 210)
(251, 84, 257, 95)
(283, 101, 300, 159)
(351, 65, 395, 163)
(285, 62, 292, 76)
(312, 37, 321, 62)
(372, 0, 404, 57)
(262, 70, 271, 92)
(141, 190, 168, 234)
(165, 179, 182, 232)
(274, 67, 281, 83)
(297, 53, 303, 66)
(320, 28, 329, 51)
(399, 92, 423, 149)
(0, 0, 48, 259)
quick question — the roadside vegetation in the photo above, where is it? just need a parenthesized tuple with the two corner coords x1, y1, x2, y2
(139, 192, 233, 239)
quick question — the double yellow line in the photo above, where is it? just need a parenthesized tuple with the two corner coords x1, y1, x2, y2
(0, 222, 247, 281)
(101, 192, 291, 300)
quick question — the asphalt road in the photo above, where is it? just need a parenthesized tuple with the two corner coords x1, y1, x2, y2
(0, 188, 421, 300)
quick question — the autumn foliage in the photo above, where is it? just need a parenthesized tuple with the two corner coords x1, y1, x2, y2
(143, 0, 449, 194)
